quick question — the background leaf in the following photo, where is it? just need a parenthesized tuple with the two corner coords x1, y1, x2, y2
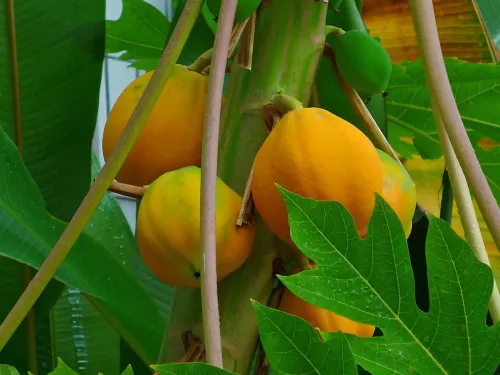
(0, 0, 105, 372)
(386, 58, 500, 201)
(252, 301, 357, 375)
(0, 127, 163, 365)
(106, 0, 170, 64)
(277, 186, 500, 374)
(476, 0, 500, 49)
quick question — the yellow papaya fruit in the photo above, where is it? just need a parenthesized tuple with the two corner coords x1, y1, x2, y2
(332, 30, 392, 95)
(377, 149, 417, 238)
(136, 166, 255, 288)
(251, 107, 384, 247)
(102, 64, 208, 187)
(279, 264, 376, 338)
(206, 0, 261, 23)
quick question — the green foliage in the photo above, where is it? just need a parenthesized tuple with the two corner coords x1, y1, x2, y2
(386, 58, 500, 203)
(106, 0, 170, 65)
(0, 127, 163, 364)
(275, 185, 500, 374)
(206, 0, 261, 23)
(105, 0, 214, 70)
(252, 301, 357, 374)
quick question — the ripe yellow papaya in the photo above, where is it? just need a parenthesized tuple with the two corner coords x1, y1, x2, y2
(102, 64, 208, 187)
(279, 264, 376, 338)
(377, 149, 417, 238)
(136, 166, 255, 288)
(251, 107, 384, 247)
(207, 0, 261, 23)
(332, 30, 392, 95)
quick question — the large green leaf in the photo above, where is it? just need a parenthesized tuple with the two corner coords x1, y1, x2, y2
(476, 0, 500, 49)
(386, 58, 500, 201)
(106, 0, 170, 64)
(252, 301, 357, 375)
(154, 363, 236, 375)
(0, 127, 163, 364)
(105, 0, 214, 71)
(277, 186, 500, 374)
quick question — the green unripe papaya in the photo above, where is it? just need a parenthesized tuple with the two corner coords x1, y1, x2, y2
(206, 0, 261, 23)
(331, 30, 392, 95)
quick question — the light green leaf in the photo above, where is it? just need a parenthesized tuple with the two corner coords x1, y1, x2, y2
(153, 363, 237, 375)
(121, 365, 134, 375)
(252, 301, 357, 375)
(277, 186, 500, 374)
(106, 0, 169, 62)
(0, 365, 20, 375)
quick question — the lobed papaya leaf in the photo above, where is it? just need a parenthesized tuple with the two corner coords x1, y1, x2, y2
(0, 365, 20, 375)
(47, 359, 79, 375)
(252, 301, 358, 375)
(276, 185, 500, 374)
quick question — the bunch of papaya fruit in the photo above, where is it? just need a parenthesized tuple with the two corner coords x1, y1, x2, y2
(101, 15, 414, 339)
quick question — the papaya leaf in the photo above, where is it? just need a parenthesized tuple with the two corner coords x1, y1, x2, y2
(105, 0, 169, 63)
(387, 58, 500, 200)
(47, 359, 78, 375)
(0, 365, 20, 375)
(252, 301, 357, 375)
(276, 185, 500, 375)
(121, 365, 134, 375)
(153, 363, 236, 375)
(0, 126, 163, 364)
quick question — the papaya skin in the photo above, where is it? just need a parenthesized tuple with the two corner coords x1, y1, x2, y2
(136, 166, 255, 288)
(102, 64, 208, 187)
(279, 264, 376, 338)
(251, 107, 384, 247)
(332, 29, 392, 95)
(207, 0, 261, 23)
(377, 149, 417, 238)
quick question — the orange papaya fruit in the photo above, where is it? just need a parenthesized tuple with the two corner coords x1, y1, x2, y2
(251, 107, 384, 247)
(102, 64, 208, 187)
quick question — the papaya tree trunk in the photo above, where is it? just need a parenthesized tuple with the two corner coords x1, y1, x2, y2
(163, 1, 327, 373)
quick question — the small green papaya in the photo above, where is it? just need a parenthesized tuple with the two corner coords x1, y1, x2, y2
(331, 29, 392, 95)
(206, 0, 261, 23)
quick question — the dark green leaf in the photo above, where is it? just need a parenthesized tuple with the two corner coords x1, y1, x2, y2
(277, 186, 500, 374)
(0, 127, 163, 364)
(106, 0, 169, 63)
(154, 363, 237, 375)
(252, 301, 357, 375)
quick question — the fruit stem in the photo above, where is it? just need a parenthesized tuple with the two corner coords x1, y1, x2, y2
(324, 44, 402, 165)
(236, 159, 255, 227)
(200, 0, 238, 368)
(272, 94, 304, 115)
(0, 0, 204, 356)
(325, 25, 345, 36)
(409, 0, 500, 252)
(439, 169, 453, 225)
(434, 115, 500, 323)
(107, 180, 147, 199)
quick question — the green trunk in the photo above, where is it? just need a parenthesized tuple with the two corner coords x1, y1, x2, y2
(163, 1, 327, 373)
